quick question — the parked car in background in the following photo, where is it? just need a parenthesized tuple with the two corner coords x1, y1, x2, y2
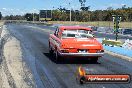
(121, 28, 132, 36)
(87, 26, 98, 31)
(97, 27, 113, 33)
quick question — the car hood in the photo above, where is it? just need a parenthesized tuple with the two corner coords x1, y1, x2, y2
(61, 38, 102, 49)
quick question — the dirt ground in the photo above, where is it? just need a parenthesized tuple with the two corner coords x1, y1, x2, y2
(0, 25, 35, 88)
(0, 21, 4, 26)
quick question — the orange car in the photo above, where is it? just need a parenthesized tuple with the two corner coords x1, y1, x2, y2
(49, 26, 104, 62)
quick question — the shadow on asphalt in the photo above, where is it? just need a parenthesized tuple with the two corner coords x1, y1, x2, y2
(43, 53, 100, 64)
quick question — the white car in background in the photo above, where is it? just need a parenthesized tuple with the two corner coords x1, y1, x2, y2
(87, 26, 98, 31)
(97, 27, 112, 33)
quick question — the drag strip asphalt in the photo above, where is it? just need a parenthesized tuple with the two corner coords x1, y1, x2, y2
(6, 23, 132, 88)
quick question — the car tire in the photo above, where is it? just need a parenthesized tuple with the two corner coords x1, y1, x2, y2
(49, 45, 54, 55)
(91, 57, 98, 63)
(55, 51, 61, 62)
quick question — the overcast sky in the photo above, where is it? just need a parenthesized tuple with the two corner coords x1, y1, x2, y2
(0, 0, 132, 16)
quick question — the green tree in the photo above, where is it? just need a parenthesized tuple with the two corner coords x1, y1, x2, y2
(25, 13, 33, 21)
(39, 7, 132, 22)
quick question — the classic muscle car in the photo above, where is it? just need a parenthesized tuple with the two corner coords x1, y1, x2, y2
(49, 26, 104, 62)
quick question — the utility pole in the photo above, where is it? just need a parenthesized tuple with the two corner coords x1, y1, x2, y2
(112, 15, 121, 41)
(33, 13, 34, 23)
(39, 12, 40, 22)
(69, 3, 72, 22)
(52, 7, 54, 21)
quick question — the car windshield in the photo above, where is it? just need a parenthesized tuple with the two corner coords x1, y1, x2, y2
(62, 30, 93, 38)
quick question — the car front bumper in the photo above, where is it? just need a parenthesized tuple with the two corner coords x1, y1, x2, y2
(58, 52, 104, 57)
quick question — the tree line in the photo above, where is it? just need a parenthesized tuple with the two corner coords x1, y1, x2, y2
(1, 7, 132, 22)
(51, 7, 132, 22)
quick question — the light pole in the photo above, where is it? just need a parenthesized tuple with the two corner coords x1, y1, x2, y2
(69, 3, 72, 22)
(39, 11, 40, 22)
(32, 9, 38, 23)
(33, 13, 34, 22)
(52, 6, 54, 21)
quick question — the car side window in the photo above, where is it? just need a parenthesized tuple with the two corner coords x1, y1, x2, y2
(54, 28, 59, 37)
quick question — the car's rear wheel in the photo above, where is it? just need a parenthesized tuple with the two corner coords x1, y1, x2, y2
(55, 51, 61, 62)
(91, 57, 98, 63)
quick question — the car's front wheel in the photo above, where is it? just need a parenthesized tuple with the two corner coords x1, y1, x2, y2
(49, 45, 54, 55)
